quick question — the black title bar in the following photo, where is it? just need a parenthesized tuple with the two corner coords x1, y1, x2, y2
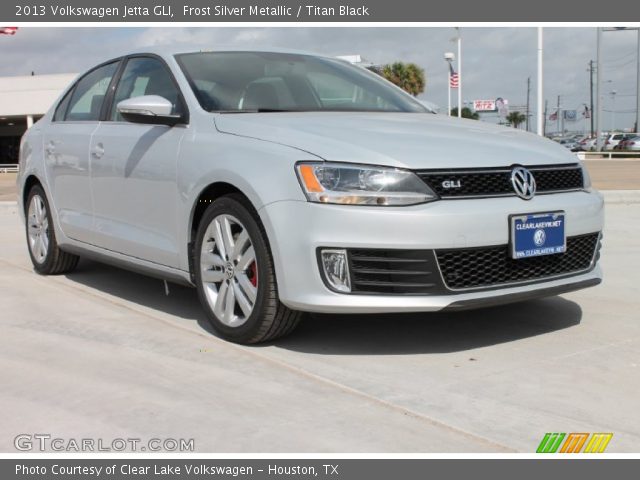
(3, 0, 639, 22)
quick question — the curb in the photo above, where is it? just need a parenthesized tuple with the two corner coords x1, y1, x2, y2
(0, 201, 18, 212)
(600, 190, 640, 204)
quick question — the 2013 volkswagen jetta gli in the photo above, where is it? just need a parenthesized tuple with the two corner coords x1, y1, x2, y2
(17, 47, 603, 344)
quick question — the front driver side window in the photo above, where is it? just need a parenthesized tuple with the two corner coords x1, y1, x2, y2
(64, 61, 119, 121)
(110, 57, 183, 121)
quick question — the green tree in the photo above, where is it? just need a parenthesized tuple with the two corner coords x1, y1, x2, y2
(450, 107, 480, 120)
(506, 111, 527, 129)
(379, 62, 426, 97)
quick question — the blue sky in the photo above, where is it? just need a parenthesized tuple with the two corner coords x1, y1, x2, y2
(1, 27, 637, 132)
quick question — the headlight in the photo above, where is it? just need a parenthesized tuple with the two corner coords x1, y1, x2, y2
(581, 163, 592, 190)
(295, 162, 437, 206)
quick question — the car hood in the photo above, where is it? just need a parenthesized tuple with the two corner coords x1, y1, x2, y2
(214, 112, 577, 169)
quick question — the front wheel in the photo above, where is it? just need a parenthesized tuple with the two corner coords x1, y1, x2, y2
(194, 195, 301, 344)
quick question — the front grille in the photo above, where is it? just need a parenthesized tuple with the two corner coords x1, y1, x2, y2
(347, 249, 445, 295)
(416, 164, 584, 198)
(436, 233, 600, 290)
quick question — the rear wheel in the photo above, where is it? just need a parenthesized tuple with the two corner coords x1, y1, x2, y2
(25, 185, 79, 275)
(194, 195, 301, 344)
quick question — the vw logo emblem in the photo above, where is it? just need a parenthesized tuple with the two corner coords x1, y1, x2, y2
(225, 262, 235, 279)
(511, 166, 536, 200)
(533, 229, 546, 247)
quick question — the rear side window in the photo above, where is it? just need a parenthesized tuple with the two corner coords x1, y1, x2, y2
(65, 61, 119, 121)
(53, 89, 73, 122)
(109, 56, 183, 121)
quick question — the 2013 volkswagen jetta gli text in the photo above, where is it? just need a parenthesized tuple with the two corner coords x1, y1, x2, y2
(17, 47, 604, 343)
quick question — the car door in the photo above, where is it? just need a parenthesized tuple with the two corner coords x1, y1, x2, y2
(89, 55, 188, 268)
(42, 61, 120, 242)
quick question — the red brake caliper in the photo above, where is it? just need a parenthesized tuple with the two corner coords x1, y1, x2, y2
(249, 261, 258, 287)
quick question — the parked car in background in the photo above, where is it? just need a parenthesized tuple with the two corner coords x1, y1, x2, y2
(557, 138, 578, 150)
(575, 136, 596, 152)
(604, 133, 638, 151)
(16, 46, 604, 344)
(619, 135, 640, 151)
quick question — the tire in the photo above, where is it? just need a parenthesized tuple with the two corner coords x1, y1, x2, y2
(194, 195, 301, 344)
(25, 185, 79, 275)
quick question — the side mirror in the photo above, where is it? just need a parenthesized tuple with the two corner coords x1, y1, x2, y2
(117, 95, 183, 126)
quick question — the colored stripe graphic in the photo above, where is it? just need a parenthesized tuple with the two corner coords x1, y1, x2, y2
(584, 433, 613, 453)
(536, 433, 565, 453)
(560, 433, 589, 453)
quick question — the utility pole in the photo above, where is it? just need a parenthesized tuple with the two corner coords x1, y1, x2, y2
(526, 77, 531, 132)
(589, 60, 595, 137)
(636, 29, 640, 132)
(596, 28, 603, 150)
(557, 95, 561, 134)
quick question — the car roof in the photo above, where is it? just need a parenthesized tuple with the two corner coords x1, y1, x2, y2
(113, 45, 333, 61)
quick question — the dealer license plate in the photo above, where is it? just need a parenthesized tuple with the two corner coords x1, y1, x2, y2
(510, 212, 566, 259)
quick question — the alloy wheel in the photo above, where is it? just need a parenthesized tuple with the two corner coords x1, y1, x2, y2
(27, 194, 49, 264)
(200, 214, 258, 327)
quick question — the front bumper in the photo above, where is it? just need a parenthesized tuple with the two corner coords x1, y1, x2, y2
(259, 190, 604, 313)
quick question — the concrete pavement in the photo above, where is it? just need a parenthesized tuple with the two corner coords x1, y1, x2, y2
(0, 203, 639, 452)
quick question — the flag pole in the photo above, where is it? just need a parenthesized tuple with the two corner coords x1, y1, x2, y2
(537, 27, 544, 136)
(457, 28, 462, 118)
(448, 68, 451, 117)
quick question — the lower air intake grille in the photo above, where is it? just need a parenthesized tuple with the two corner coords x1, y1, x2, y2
(348, 249, 444, 295)
(435, 233, 600, 290)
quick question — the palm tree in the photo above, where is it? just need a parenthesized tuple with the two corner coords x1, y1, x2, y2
(450, 107, 480, 120)
(506, 111, 527, 129)
(380, 62, 426, 97)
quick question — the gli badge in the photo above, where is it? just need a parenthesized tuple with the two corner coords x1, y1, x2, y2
(442, 179, 462, 189)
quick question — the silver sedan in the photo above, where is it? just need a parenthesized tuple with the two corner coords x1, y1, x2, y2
(17, 47, 604, 343)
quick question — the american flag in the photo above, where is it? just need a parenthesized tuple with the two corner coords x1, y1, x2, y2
(449, 73, 459, 89)
(448, 63, 459, 89)
(549, 110, 558, 121)
(0, 27, 18, 35)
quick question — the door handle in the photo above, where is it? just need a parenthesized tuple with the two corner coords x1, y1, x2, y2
(91, 143, 105, 159)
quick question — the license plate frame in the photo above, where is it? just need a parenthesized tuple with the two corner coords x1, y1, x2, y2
(509, 211, 566, 259)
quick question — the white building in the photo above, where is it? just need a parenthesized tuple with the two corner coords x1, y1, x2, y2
(0, 73, 76, 164)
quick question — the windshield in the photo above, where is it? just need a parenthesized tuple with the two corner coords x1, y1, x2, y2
(175, 51, 428, 113)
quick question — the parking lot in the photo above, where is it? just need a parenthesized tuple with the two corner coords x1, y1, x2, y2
(1, 169, 639, 452)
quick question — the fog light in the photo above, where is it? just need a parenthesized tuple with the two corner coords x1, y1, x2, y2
(320, 249, 351, 293)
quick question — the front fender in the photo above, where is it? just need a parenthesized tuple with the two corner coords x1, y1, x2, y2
(176, 128, 320, 271)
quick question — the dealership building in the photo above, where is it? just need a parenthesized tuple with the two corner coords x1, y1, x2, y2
(0, 72, 76, 164)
